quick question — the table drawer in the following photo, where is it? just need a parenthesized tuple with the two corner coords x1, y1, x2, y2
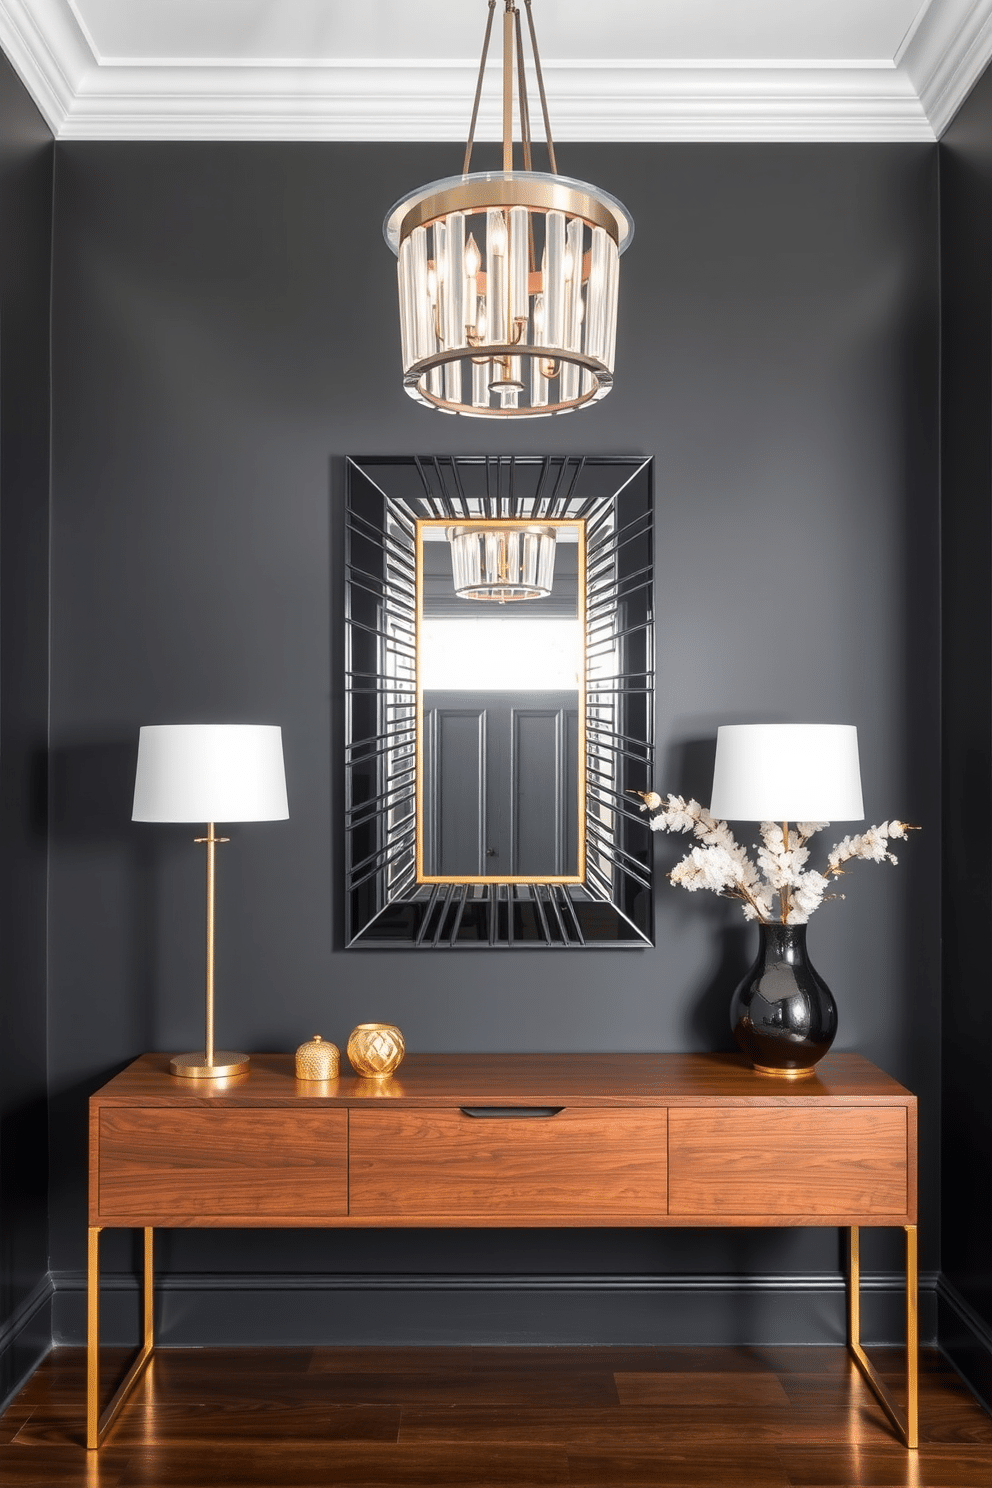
(96, 1108, 348, 1224)
(349, 1107, 668, 1221)
(668, 1107, 908, 1219)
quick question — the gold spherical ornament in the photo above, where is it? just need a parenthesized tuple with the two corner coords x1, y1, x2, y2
(295, 1035, 340, 1081)
(347, 1023, 405, 1078)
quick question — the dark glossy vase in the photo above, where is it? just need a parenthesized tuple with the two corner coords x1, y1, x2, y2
(730, 922, 837, 1077)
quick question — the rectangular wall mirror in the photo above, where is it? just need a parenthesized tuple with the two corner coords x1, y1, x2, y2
(345, 455, 654, 948)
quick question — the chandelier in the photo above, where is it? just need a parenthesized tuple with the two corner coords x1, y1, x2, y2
(447, 523, 557, 601)
(383, 0, 633, 418)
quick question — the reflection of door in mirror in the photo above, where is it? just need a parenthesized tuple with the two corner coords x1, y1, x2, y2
(423, 692, 579, 876)
(417, 520, 585, 883)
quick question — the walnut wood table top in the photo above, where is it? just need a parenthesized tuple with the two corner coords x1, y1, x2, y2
(92, 1050, 912, 1107)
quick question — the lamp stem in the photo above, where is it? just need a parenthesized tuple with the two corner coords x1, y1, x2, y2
(170, 824, 246, 1080)
(205, 822, 216, 1067)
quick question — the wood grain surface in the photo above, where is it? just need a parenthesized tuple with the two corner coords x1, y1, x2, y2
(2, 1346, 989, 1486)
(668, 1106, 909, 1219)
(95, 1108, 347, 1224)
(349, 1107, 668, 1218)
(90, 1050, 914, 1107)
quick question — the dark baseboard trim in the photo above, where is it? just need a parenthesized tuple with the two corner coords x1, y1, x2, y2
(937, 1274, 992, 1414)
(0, 1273, 53, 1415)
(51, 1269, 939, 1350)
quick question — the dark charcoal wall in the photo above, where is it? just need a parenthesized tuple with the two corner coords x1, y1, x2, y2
(939, 64, 992, 1402)
(0, 53, 53, 1398)
(48, 140, 940, 1344)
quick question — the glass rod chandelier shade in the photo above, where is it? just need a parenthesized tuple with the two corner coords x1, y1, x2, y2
(447, 523, 557, 601)
(383, 0, 633, 418)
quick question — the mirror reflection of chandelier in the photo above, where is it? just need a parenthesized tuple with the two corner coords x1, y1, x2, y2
(447, 524, 557, 602)
(383, 0, 633, 418)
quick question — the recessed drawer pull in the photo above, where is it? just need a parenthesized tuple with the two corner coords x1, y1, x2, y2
(459, 1106, 565, 1119)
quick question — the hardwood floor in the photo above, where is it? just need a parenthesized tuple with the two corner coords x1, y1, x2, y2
(1, 1344, 990, 1486)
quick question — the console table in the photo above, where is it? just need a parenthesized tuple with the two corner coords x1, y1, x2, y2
(87, 1051, 918, 1449)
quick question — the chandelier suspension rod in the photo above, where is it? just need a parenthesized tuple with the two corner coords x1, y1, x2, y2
(514, 5, 534, 171)
(463, 0, 498, 176)
(463, 0, 557, 179)
(523, 0, 557, 175)
(514, 5, 538, 272)
(502, 3, 514, 171)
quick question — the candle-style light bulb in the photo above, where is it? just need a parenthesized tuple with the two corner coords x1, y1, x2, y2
(464, 233, 481, 332)
(427, 266, 438, 303)
(490, 213, 507, 255)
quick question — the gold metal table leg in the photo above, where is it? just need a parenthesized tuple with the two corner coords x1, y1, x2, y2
(847, 1224, 919, 1450)
(86, 1226, 156, 1449)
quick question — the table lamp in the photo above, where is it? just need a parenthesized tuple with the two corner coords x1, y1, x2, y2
(132, 723, 289, 1079)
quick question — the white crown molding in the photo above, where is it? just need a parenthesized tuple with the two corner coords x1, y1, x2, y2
(901, 0, 992, 135)
(12, 1, 992, 144)
(42, 60, 933, 144)
(0, 0, 91, 134)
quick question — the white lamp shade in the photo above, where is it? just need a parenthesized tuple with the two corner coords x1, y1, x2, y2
(132, 724, 289, 823)
(709, 724, 864, 823)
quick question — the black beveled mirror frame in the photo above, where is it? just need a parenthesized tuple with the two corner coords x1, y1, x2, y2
(345, 455, 654, 948)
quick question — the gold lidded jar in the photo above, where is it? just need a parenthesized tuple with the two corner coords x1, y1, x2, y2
(295, 1035, 340, 1081)
(347, 1023, 405, 1078)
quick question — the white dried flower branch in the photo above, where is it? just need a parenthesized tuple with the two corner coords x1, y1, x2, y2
(826, 820, 913, 873)
(628, 791, 917, 925)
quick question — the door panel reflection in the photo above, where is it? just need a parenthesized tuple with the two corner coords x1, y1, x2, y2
(423, 690, 579, 877)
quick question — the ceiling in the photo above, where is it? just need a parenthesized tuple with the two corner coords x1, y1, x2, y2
(1, 0, 990, 141)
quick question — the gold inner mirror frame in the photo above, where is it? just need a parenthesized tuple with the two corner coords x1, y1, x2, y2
(415, 517, 586, 885)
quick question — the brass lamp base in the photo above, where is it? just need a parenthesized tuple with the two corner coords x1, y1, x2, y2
(170, 1051, 250, 1079)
